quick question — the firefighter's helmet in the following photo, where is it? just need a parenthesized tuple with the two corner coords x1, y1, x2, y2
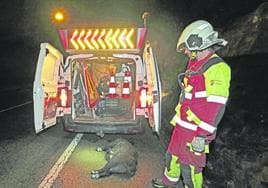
(176, 20, 227, 52)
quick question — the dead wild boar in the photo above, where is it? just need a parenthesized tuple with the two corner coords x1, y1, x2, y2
(91, 138, 138, 179)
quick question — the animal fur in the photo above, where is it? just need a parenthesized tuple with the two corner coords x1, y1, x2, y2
(91, 138, 138, 179)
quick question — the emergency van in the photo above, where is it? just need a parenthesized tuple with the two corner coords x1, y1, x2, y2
(33, 27, 161, 136)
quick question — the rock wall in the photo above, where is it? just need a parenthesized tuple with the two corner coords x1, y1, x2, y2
(204, 54, 268, 188)
(219, 2, 268, 57)
(201, 3, 268, 187)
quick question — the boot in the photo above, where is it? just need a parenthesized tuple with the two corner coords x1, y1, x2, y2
(152, 179, 168, 188)
(152, 178, 185, 188)
(152, 178, 177, 188)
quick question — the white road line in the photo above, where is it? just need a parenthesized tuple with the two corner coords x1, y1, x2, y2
(38, 133, 83, 188)
(0, 100, 32, 113)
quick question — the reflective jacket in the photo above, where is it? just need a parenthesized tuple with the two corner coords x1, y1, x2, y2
(168, 53, 231, 168)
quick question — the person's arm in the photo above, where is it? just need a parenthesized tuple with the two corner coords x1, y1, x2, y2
(185, 62, 230, 153)
(197, 62, 231, 143)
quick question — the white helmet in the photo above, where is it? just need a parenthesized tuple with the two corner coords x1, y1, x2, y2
(176, 20, 227, 52)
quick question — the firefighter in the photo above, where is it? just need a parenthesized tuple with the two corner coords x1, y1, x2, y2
(152, 20, 231, 188)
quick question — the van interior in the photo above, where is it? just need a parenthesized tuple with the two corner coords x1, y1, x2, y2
(71, 57, 136, 123)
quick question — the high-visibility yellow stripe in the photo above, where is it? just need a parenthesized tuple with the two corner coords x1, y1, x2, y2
(186, 108, 201, 124)
(184, 85, 193, 92)
(164, 168, 179, 182)
(186, 112, 195, 122)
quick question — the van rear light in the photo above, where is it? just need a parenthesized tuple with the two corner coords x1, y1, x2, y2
(57, 87, 71, 107)
(138, 81, 149, 109)
(139, 88, 147, 108)
(60, 88, 68, 107)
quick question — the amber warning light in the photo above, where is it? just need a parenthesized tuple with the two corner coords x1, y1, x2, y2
(50, 8, 68, 25)
(58, 28, 147, 51)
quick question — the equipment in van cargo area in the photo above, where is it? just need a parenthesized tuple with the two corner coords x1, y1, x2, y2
(72, 58, 135, 122)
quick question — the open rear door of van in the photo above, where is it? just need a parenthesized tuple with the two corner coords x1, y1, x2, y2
(143, 41, 162, 135)
(33, 43, 63, 133)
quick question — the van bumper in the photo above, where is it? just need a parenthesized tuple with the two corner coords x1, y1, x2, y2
(62, 115, 144, 135)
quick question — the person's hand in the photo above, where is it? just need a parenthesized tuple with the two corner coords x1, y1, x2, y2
(96, 147, 103, 152)
(191, 136, 205, 153)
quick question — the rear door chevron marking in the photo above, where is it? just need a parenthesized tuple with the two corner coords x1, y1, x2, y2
(98, 29, 106, 49)
(91, 29, 99, 49)
(105, 29, 113, 49)
(77, 29, 86, 50)
(112, 28, 120, 49)
(70, 29, 79, 50)
(126, 28, 134, 48)
(119, 28, 127, 48)
(84, 30, 94, 49)
(68, 28, 139, 50)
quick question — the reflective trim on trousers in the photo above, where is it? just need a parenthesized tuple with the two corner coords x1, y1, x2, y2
(173, 115, 198, 131)
(199, 121, 216, 133)
(185, 92, 192, 99)
(164, 168, 180, 182)
(175, 116, 216, 133)
(195, 91, 206, 98)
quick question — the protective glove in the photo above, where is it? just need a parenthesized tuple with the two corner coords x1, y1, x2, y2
(96, 147, 103, 152)
(191, 136, 205, 153)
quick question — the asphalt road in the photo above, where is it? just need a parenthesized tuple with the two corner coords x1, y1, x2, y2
(0, 91, 166, 188)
